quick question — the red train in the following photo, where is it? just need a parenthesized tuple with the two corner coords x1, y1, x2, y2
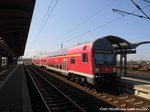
(32, 37, 119, 86)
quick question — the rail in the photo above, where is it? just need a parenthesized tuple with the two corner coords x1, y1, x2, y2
(25, 65, 86, 112)
(31, 64, 150, 111)
(24, 65, 51, 112)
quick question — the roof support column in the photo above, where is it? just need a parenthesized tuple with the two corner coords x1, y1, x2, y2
(119, 51, 128, 77)
(123, 53, 127, 76)
(120, 53, 123, 76)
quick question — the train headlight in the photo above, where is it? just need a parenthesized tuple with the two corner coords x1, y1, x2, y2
(95, 68, 99, 73)
(113, 67, 117, 73)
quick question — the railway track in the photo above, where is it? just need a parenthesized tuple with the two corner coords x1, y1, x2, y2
(24, 65, 50, 112)
(24, 65, 86, 112)
(30, 64, 150, 112)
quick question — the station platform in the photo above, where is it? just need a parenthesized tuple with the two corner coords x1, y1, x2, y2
(120, 73, 150, 100)
(0, 64, 32, 112)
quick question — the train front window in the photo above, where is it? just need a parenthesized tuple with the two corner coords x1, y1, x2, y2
(94, 53, 114, 65)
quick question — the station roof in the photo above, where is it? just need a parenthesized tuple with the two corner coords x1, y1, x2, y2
(104, 35, 150, 54)
(132, 41, 150, 49)
(0, 0, 35, 57)
(104, 35, 133, 50)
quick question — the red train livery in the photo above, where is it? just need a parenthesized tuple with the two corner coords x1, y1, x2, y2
(32, 37, 119, 86)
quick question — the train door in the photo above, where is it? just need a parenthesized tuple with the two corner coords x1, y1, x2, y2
(62, 59, 67, 70)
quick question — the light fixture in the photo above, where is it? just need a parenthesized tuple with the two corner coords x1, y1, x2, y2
(0, 40, 4, 43)
(2, 41, 5, 44)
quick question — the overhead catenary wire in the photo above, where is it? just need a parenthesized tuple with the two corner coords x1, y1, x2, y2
(61, 16, 124, 46)
(131, 0, 150, 20)
(47, 4, 150, 51)
(46, 0, 117, 51)
(112, 9, 149, 19)
(40, 0, 59, 33)
(113, 1, 150, 20)
(143, 0, 150, 3)
(87, 4, 150, 33)
(62, 0, 117, 36)
(39, 0, 54, 31)
(29, 0, 59, 53)
(47, 16, 124, 51)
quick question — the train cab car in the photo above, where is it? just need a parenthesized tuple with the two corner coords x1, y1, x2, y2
(92, 38, 117, 84)
(67, 38, 117, 85)
(44, 37, 118, 86)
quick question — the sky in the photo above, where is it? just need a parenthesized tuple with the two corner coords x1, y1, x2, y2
(24, 0, 150, 61)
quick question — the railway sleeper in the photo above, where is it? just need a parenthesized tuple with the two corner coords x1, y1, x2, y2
(133, 101, 143, 105)
(125, 98, 135, 102)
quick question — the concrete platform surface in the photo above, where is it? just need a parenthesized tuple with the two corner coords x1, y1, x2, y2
(134, 84, 150, 92)
(0, 64, 32, 112)
(120, 77, 150, 100)
(134, 84, 150, 99)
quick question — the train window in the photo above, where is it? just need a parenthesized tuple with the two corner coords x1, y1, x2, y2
(106, 54, 114, 64)
(82, 53, 88, 62)
(94, 53, 114, 65)
(70, 57, 75, 64)
(94, 53, 105, 64)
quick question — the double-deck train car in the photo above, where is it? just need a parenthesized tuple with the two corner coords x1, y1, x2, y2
(32, 37, 119, 86)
